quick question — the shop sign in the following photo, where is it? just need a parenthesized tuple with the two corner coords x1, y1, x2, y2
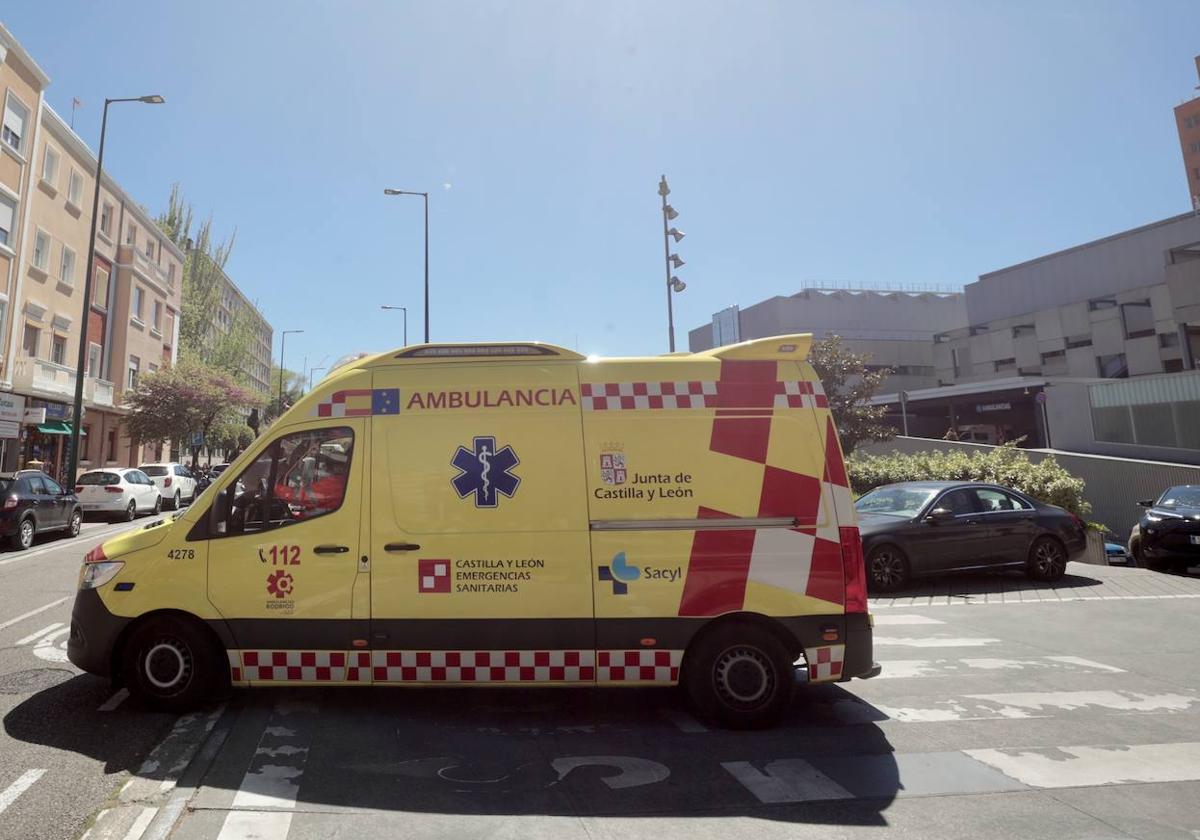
(0, 393, 25, 425)
(975, 402, 1011, 413)
(23, 408, 47, 425)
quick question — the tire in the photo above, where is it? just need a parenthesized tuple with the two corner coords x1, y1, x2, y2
(684, 623, 794, 730)
(1027, 536, 1067, 582)
(167, 491, 180, 511)
(1129, 538, 1142, 568)
(152, 496, 162, 515)
(65, 509, 82, 538)
(9, 517, 35, 551)
(867, 544, 910, 592)
(120, 615, 226, 712)
(123, 500, 136, 522)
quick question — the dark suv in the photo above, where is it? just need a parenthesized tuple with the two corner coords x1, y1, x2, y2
(0, 470, 83, 550)
(1130, 485, 1200, 571)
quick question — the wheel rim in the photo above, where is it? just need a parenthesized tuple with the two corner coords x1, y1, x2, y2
(174, 492, 180, 507)
(20, 521, 33, 547)
(70, 513, 81, 535)
(143, 638, 193, 692)
(1034, 541, 1064, 577)
(871, 550, 904, 587)
(713, 645, 776, 711)
(127, 502, 136, 520)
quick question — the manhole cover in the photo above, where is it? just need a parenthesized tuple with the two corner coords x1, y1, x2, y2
(0, 668, 75, 695)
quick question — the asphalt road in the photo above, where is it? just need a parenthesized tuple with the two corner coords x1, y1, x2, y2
(2, 536, 1200, 840)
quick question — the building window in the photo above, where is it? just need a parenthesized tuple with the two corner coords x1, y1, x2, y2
(168, 263, 176, 286)
(41, 145, 59, 186)
(0, 194, 15, 247)
(32, 230, 50, 270)
(107, 430, 116, 461)
(132, 286, 145, 321)
(1066, 335, 1093, 349)
(100, 202, 113, 236)
(93, 267, 110, 308)
(152, 300, 163, 333)
(51, 334, 67, 366)
(59, 246, 76, 286)
(126, 224, 137, 246)
(1088, 297, 1117, 311)
(1040, 349, 1066, 362)
(87, 342, 102, 377)
(1120, 300, 1154, 339)
(1097, 353, 1129, 378)
(993, 357, 1017, 373)
(144, 238, 154, 258)
(81, 425, 91, 461)
(67, 169, 84, 207)
(1164, 358, 1185, 373)
(2, 93, 29, 155)
(22, 324, 40, 358)
(1160, 333, 1180, 349)
(148, 363, 159, 375)
(128, 355, 140, 390)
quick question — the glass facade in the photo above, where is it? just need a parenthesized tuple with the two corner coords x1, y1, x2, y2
(1090, 371, 1200, 450)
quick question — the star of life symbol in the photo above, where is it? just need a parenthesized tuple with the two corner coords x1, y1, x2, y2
(266, 570, 295, 598)
(599, 450, 627, 485)
(451, 436, 520, 508)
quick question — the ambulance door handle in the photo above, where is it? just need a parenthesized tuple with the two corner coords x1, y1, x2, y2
(384, 542, 421, 552)
(313, 544, 350, 555)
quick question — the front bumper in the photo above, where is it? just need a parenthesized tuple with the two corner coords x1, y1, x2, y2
(67, 588, 132, 678)
(779, 612, 876, 682)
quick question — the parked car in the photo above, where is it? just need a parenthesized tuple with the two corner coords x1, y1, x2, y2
(0, 470, 82, 550)
(1105, 541, 1131, 565)
(75, 468, 163, 522)
(210, 463, 232, 478)
(138, 462, 199, 510)
(854, 481, 1088, 592)
(1128, 485, 1200, 571)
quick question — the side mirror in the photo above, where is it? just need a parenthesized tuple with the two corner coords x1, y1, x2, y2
(925, 507, 955, 524)
(1137, 499, 1154, 507)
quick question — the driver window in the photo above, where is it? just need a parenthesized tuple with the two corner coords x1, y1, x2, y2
(938, 489, 981, 516)
(43, 476, 64, 495)
(217, 426, 354, 537)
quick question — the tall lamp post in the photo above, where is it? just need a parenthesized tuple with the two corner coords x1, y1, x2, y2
(380, 305, 408, 346)
(658, 175, 687, 352)
(277, 329, 304, 415)
(383, 188, 429, 342)
(65, 94, 165, 484)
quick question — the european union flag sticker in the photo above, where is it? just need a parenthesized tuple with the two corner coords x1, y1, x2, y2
(373, 388, 401, 415)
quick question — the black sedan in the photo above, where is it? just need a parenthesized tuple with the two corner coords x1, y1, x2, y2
(0, 470, 83, 550)
(1129, 485, 1200, 571)
(854, 481, 1088, 592)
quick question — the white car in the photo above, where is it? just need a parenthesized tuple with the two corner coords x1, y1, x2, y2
(139, 462, 199, 510)
(75, 468, 163, 521)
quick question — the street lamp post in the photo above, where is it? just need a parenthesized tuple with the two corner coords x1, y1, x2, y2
(381, 305, 408, 346)
(658, 176, 687, 353)
(277, 329, 304, 416)
(383, 189, 429, 342)
(309, 367, 327, 390)
(65, 94, 165, 484)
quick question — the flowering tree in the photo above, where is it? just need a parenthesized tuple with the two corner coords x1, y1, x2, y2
(124, 360, 264, 465)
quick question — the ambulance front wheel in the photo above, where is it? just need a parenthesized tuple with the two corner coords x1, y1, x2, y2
(120, 615, 227, 712)
(684, 623, 794, 729)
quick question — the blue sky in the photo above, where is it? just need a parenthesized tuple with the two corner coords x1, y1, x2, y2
(4, 1, 1198, 374)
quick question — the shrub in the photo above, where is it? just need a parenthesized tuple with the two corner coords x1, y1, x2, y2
(847, 442, 1091, 518)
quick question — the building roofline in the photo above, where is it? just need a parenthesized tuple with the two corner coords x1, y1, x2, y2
(976, 212, 1200, 283)
(0, 22, 51, 88)
(41, 104, 187, 263)
(871, 374, 1112, 405)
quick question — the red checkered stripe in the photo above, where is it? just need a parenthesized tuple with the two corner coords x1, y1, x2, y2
(597, 649, 683, 683)
(236, 650, 349, 682)
(371, 650, 597, 682)
(580, 381, 718, 410)
(805, 644, 845, 682)
(773, 380, 830, 409)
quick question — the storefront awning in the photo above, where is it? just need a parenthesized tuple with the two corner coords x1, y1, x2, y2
(36, 421, 85, 436)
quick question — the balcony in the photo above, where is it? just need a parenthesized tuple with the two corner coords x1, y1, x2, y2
(11, 355, 77, 400)
(120, 245, 171, 293)
(84, 377, 115, 408)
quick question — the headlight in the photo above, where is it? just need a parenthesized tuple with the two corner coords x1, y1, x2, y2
(1145, 512, 1175, 523)
(80, 561, 124, 590)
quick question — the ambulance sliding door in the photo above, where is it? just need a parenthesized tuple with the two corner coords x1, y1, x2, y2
(368, 361, 594, 680)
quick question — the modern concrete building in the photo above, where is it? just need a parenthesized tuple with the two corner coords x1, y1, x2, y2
(688, 286, 967, 393)
(206, 267, 272, 398)
(1175, 55, 1200, 210)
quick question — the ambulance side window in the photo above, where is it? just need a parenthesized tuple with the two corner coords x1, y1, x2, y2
(215, 426, 354, 537)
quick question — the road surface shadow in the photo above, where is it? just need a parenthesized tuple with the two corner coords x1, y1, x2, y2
(6, 678, 899, 825)
(871, 565, 1105, 602)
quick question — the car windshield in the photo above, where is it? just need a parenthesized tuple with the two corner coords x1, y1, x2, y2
(855, 486, 940, 518)
(1158, 486, 1200, 508)
(78, 472, 120, 486)
(140, 466, 170, 477)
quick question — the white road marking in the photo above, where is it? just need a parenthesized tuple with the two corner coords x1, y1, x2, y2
(120, 807, 158, 840)
(552, 756, 670, 789)
(32, 625, 72, 663)
(119, 706, 226, 805)
(874, 636, 1000, 648)
(872, 614, 945, 625)
(0, 522, 138, 568)
(0, 597, 69, 632)
(722, 759, 852, 803)
(871, 592, 1200, 607)
(0, 769, 47, 815)
(663, 709, 708, 733)
(99, 688, 130, 712)
(874, 656, 1126, 679)
(15, 621, 64, 646)
(870, 690, 1197, 723)
(966, 742, 1200, 788)
(1044, 656, 1127, 673)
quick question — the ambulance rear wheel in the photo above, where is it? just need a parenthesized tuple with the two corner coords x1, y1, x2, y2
(121, 616, 225, 712)
(684, 624, 794, 729)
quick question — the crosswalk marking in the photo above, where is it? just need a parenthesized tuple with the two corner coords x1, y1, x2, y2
(874, 636, 1000, 647)
(15, 622, 64, 646)
(866, 689, 1197, 723)
(874, 655, 1126, 679)
(0, 769, 46, 816)
(872, 614, 945, 625)
(871, 592, 1200, 607)
(965, 742, 1200, 788)
(722, 759, 853, 803)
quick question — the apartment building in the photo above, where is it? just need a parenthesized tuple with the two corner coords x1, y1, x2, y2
(1175, 55, 1200, 210)
(2, 101, 182, 475)
(207, 266, 272, 397)
(688, 286, 967, 393)
(0, 23, 49, 467)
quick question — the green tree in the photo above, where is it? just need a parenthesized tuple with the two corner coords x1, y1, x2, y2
(808, 335, 893, 454)
(124, 360, 265, 467)
(264, 367, 305, 424)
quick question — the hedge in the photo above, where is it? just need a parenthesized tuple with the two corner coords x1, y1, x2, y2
(847, 442, 1091, 519)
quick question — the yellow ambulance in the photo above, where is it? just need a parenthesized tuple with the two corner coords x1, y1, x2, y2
(68, 335, 876, 728)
